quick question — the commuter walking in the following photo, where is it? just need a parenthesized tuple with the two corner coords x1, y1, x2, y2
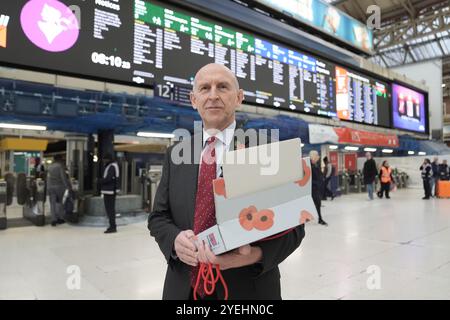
(420, 158, 432, 200)
(47, 154, 71, 226)
(378, 160, 393, 199)
(363, 152, 377, 200)
(310, 150, 328, 226)
(100, 153, 120, 234)
(322, 156, 334, 200)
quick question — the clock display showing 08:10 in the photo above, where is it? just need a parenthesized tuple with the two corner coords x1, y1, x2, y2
(91, 52, 131, 69)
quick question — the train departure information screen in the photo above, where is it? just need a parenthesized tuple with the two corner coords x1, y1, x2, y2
(0, 0, 417, 130)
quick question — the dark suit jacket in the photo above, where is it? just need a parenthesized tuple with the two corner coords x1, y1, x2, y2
(148, 129, 305, 300)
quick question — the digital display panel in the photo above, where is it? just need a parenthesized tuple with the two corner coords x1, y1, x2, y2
(0, 0, 406, 130)
(392, 83, 427, 133)
(255, 0, 373, 53)
(335, 66, 390, 127)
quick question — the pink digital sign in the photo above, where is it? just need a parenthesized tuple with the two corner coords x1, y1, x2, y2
(20, 0, 79, 52)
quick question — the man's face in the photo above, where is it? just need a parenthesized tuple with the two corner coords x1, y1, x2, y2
(366, 152, 371, 160)
(190, 64, 244, 131)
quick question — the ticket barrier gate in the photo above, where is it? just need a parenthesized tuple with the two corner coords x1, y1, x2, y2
(339, 172, 350, 195)
(358, 170, 366, 192)
(0, 174, 15, 230)
(399, 172, 409, 188)
(349, 172, 362, 193)
(64, 179, 80, 223)
(0, 180, 7, 229)
(17, 175, 46, 226)
(392, 173, 401, 189)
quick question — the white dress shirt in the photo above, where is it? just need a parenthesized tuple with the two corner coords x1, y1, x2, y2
(201, 120, 236, 178)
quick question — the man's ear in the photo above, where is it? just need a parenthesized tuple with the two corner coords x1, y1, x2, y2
(190, 91, 197, 110)
(236, 89, 244, 110)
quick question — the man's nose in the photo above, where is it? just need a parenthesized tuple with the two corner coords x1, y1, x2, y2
(207, 87, 219, 100)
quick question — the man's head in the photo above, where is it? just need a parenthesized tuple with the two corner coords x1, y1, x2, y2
(190, 63, 244, 132)
(365, 152, 372, 160)
(433, 157, 438, 163)
(309, 150, 320, 164)
(323, 156, 329, 164)
(443, 159, 447, 165)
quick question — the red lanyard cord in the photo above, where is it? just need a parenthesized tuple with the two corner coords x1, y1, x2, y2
(194, 263, 228, 300)
(192, 228, 294, 300)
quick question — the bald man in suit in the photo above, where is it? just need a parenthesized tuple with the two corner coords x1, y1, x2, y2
(148, 63, 305, 300)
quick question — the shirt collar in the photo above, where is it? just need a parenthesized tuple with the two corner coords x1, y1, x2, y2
(202, 120, 236, 148)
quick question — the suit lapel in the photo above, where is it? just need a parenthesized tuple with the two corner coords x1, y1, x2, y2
(185, 133, 202, 228)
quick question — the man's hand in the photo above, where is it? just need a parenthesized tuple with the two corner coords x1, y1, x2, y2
(174, 230, 198, 267)
(196, 242, 262, 270)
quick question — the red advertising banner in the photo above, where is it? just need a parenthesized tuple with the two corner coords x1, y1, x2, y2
(334, 127, 399, 147)
(344, 153, 357, 172)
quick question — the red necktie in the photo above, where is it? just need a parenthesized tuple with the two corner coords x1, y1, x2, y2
(191, 136, 217, 296)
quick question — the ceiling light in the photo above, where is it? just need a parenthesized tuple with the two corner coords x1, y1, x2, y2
(418, 151, 426, 156)
(137, 132, 175, 139)
(364, 147, 377, 152)
(329, 145, 338, 150)
(408, 151, 415, 155)
(382, 149, 393, 153)
(344, 146, 359, 151)
(0, 123, 47, 131)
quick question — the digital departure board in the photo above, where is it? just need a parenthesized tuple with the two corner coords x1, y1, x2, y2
(132, 0, 337, 117)
(335, 66, 390, 127)
(0, 0, 422, 131)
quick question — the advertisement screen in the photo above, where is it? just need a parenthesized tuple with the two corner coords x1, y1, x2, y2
(392, 83, 427, 133)
(255, 0, 373, 53)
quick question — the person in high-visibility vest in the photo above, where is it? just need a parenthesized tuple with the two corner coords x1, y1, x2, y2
(378, 160, 393, 199)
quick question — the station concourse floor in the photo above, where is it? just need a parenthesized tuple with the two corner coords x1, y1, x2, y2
(1, 188, 449, 300)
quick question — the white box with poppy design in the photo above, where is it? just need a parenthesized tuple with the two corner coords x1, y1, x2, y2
(196, 157, 316, 255)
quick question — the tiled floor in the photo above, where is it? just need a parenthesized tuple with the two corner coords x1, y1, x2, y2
(1, 188, 449, 300)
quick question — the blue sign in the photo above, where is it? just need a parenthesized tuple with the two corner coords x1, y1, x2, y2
(255, 0, 373, 53)
(255, 38, 273, 59)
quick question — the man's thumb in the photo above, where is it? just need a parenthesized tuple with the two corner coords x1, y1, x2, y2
(184, 230, 195, 238)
